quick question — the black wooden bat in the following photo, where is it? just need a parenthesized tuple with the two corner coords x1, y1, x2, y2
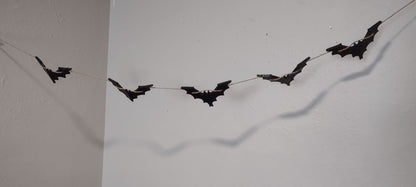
(35, 56, 72, 83)
(326, 21, 382, 59)
(108, 78, 153, 102)
(181, 80, 232, 107)
(257, 57, 310, 86)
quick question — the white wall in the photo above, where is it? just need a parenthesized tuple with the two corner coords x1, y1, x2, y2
(103, 0, 416, 186)
(0, 1, 109, 187)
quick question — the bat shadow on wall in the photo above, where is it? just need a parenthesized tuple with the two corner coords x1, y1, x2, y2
(105, 15, 416, 157)
(0, 47, 103, 148)
(105, 116, 279, 156)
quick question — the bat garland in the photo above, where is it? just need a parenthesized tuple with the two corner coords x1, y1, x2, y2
(326, 21, 382, 59)
(257, 57, 310, 86)
(1, 0, 414, 107)
(34, 56, 72, 84)
(181, 80, 232, 107)
(0, 20, 398, 106)
(108, 78, 153, 102)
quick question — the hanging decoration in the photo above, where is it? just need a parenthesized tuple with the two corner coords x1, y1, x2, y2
(35, 56, 72, 84)
(0, 0, 414, 107)
(108, 78, 153, 102)
(326, 21, 382, 59)
(257, 57, 310, 86)
(181, 80, 232, 107)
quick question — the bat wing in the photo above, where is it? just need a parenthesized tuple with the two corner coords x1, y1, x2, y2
(352, 20, 382, 59)
(108, 78, 132, 101)
(134, 84, 153, 97)
(257, 73, 292, 85)
(108, 78, 123, 88)
(281, 56, 310, 85)
(123, 85, 153, 101)
(290, 56, 309, 76)
(326, 21, 382, 59)
(257, 74, 280, 81)
(44, 69, 58, 83)
(326, 43, 350, 57)
(362, 21, 382, 44)
(35, 56, 47, 68)
(181, 87, 202, 99)
(212, 80, 232, 97)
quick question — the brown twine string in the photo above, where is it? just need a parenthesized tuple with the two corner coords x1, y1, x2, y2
(383, 0, 415, 23)
(229, 77, 260, 86)
(111, 85, 144, 94)
(0, 38, 36, 58)
(151, 87, 183, 91)
(189, 77, 261, 94)
(309, 51, 330, 62)
(70, 70, 108, 82)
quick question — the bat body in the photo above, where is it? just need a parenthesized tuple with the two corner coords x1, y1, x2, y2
(108, 78, 153, 102)
(326, 21, 382, 59)
(181, 80, 232, 107)
(257, 57, 310, 86)
(35, 56, 72, 83)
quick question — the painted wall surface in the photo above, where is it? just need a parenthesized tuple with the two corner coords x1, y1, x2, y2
(104, 0, 416, 186)
(0, 0, 109, 187)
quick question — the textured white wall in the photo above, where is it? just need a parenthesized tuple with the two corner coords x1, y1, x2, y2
(0, 0, 109, 187)
(103, 0, 416, 186)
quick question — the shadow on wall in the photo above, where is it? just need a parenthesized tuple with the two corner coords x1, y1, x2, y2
(0, 47, 104, 148)
(105, 15, 416, 157)
(105, 116, 279, 156)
